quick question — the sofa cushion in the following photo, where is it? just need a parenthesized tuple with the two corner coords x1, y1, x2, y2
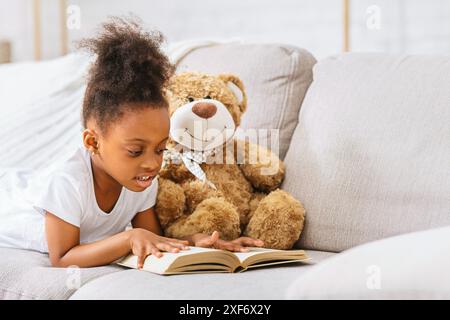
(283, 53, 450, 252)
(0, 247, 122, 300)
(69, 250, 334, 300)
(286, 226, 450, 299)
(176, 43, 316, 159)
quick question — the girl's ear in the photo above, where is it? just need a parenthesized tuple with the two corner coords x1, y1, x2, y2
(82, 128, 99, 155)
(218, 74, 247, 114)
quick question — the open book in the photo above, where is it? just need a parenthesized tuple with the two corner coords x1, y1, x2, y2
(116, 246, 310, 275)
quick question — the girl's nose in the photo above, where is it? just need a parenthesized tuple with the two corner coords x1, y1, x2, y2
(192, 102, 217, 119)
(141, 156, 161, 172)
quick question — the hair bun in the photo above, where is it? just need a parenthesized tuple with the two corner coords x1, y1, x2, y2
(79, 15, 174, 105)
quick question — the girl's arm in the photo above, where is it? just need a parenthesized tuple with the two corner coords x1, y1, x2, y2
(45, 210, 188, 268)
(45, 211, 131, 268)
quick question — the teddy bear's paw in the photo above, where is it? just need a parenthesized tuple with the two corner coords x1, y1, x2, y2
(244, 189, 305, 250)
(182, 180, 224, 213)
(175, 197, 241, 241)
(155, 178, 186, 228)
(246, 192, 266, 223)
(236, 140, 286, 192)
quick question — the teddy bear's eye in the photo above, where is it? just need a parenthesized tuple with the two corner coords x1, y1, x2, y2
(204, 95, 212, 99)
(187, 97, 195, 102)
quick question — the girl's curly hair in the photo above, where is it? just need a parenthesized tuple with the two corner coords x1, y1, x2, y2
(78, 16, 174, 134)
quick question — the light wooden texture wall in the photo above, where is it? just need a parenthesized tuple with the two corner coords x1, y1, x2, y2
(0, 0, 449, 62)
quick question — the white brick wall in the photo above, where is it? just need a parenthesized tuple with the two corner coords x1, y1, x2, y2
(0, 0, 449, 62)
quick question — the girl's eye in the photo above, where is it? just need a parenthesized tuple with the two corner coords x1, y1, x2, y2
(187, 97, 194, 102)
(157, 148, 168, 155)
(204, 95, 212, 99)
(127, 150, 143, 157)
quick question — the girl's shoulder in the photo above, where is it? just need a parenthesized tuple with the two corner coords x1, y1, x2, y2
(30, 147, 91, 193)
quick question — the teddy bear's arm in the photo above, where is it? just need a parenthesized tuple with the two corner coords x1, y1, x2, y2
(234, 139, 286, 192)
(154, 178, 186, 230)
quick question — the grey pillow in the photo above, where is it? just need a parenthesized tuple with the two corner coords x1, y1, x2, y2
(283, 53, 450, 252)
(286, 226, 450, 299)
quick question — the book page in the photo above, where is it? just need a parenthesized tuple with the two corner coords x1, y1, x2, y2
(117, 246, 237, 274)
(116, 246, 308, 274)
(232, 247, 308, 267)
(233, 247, 281, 262)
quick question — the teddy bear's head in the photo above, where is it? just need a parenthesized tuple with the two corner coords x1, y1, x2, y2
(165, 72, 247, 152)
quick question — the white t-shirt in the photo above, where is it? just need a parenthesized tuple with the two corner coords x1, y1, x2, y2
(0, 146, 158, 253)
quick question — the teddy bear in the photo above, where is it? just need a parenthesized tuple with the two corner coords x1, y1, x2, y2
(155, 71, 305, 250)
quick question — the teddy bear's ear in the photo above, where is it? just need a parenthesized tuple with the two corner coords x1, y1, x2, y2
(218, 74, 247, 113)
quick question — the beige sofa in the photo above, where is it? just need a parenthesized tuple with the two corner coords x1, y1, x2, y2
(1, 43, 449, 300)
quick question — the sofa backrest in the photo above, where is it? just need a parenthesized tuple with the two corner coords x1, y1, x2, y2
(283, 53, 450, 252)
(176, 43, 316, 159)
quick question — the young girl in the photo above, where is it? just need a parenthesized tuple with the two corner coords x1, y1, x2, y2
(0, 18, 263, 269)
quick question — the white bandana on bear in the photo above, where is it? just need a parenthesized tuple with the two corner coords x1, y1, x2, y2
(163, 149, 217, 190)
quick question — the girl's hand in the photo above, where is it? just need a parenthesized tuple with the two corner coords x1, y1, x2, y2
(193, 231, 264, 252)
(129, 228, 190, 269)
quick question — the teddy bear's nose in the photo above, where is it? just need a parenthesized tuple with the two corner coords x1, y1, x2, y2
(192, 102, 217, 119)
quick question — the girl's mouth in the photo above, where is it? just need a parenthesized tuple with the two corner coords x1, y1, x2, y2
(135, 175, 153, 188)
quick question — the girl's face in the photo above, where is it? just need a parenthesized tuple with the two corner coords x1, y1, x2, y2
(87, 106, 170, 192)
